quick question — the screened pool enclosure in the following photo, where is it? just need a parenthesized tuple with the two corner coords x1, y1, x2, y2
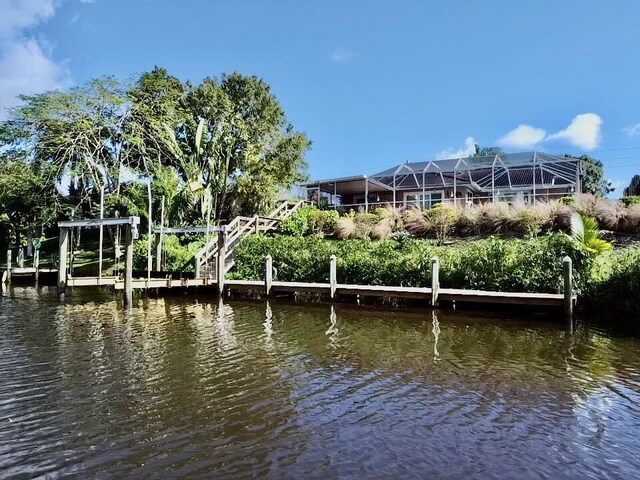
(300, 152, 581, 212)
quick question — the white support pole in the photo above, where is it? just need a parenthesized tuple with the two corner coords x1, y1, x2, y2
(532, 151, 537, 205)
(155, 195, 165, 271)
(453, 170, 457, 208)
(329, 254, 337, 299)
(6, 249, 11, 284)
(217, 226, 227, 294)
(57, 228, 69, 297)
(422, 172, 426, 209)
(364, 179, 369, 212)
(147, 182, 152, 283)
(431, 256, 439, 307)
(98, 186, 104, 278)
(264, 254, 273, 296)
(124, 226, 134, 308)
(393, 174, 397, 209)
(491, 165, 496, 203)
(563, 256, 573, 319)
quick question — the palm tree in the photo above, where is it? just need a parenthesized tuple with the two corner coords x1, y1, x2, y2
(568, 212, 612, 254)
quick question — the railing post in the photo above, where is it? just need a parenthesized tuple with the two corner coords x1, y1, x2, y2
(563, 256, 573, 318)
(431, 256, 440, 307)
(255, 215, 260, 235)
(330, 254, 337, 299)
(264, 254, 273, 296)
(217, 226, 227, 294)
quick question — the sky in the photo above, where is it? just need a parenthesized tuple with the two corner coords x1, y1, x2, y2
(1, 0, 640, 197)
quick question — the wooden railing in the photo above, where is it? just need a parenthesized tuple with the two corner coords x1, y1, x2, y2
(194, 200, 306, 278)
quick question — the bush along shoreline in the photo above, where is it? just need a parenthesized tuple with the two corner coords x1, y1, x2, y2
(228, 199, 640, 324)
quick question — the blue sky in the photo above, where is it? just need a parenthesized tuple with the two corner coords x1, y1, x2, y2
(2, 0, 640, 197)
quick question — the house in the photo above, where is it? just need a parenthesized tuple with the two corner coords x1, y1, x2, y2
(300, 152, 581, 211)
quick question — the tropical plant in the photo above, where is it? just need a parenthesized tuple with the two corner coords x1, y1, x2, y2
(568, 212, 613, 254)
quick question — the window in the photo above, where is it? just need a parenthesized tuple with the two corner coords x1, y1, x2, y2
(404, 191, 444, 209)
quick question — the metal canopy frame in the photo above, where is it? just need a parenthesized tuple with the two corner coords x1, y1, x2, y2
(301, 151, 580, 210)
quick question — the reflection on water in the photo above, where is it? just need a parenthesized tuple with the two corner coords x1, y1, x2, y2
(1, 287, 640, 479)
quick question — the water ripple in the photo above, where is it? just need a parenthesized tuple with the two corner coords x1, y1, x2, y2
(0, 288, 639, 479)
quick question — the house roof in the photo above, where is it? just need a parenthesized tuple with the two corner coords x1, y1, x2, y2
(371, 152, 570, 177)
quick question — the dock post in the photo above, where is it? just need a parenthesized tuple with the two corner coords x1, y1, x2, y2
(34, 249, 40, 277)
(5, 249, 11, 284)
(156, 195, 165, 271)
(124, 225, 134, 308)
(217, 226, 227, 294)
(264, 254, 273, 296)
(57, 228, 69, 297)
(563, 256, 573, 318)
(329, 254, 337, 299)
(431, 256, 440, 307)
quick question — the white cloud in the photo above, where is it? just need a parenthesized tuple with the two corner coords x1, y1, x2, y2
(623, 123, 640, 137)
(0, 0, 70, 119)
(330, 47, 358, 64)
(0, 0, 55, 39)
(436, 136, 477, 159)
(546, 113, 602, 150)
(497, 124, 547, 149)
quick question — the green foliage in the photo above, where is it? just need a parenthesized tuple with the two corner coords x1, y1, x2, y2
(279, 205, 339, 237)
(133, 234, 204, 271)
(621, 196, 640, 206)
(585, 248, 640, 320)
(568, 154, 612, 197)
(568, 213, 613, 254)
(425, 204, 458, 245)
(231, 233, 590, 294)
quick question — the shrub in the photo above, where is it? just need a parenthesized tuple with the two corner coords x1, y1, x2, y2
(403, 207, 428, 237)
(133, 234, 204, 271)
(621, 196, 640, 206)
(511, 202, 549, 237)
(425, 204, 458, 245)
(279, 205, 339, 237)
(585, 247, 640, 321)
(592, 198, 625, 230)
(621, 205, 640, 233)
(231, 233, 591, 294)
(336, 216, 357, 240)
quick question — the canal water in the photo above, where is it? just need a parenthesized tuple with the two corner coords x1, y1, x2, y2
(1, 287, 639, 479)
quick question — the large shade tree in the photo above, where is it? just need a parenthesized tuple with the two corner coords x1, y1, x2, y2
(128, 68, 311, 224)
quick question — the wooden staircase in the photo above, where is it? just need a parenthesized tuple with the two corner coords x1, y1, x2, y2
(193, 200, 306, 279)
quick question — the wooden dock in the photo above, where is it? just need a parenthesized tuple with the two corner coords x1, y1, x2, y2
(50, 212, 577, 316)
(64, 276, 574, 309)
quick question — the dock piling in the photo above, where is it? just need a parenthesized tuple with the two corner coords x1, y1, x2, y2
(124, 225, 134, 308)
(330, 254, 337, 299)
(431, 256, 440, 307)
(265, 255, 273, 296)
(217, 226, 227, 294)
(6, 249, 11, 284)
(563, 256, 573, 318)
(57, 228, 69, 297)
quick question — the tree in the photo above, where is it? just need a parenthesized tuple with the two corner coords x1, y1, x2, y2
(565, 154, 612, 197)
(472, 145, 504, 157)
(129, 68, 311, 223)
(0, 77, 136, 214)
(623, 175, 640, 196)
(0, 153, 65, 248)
